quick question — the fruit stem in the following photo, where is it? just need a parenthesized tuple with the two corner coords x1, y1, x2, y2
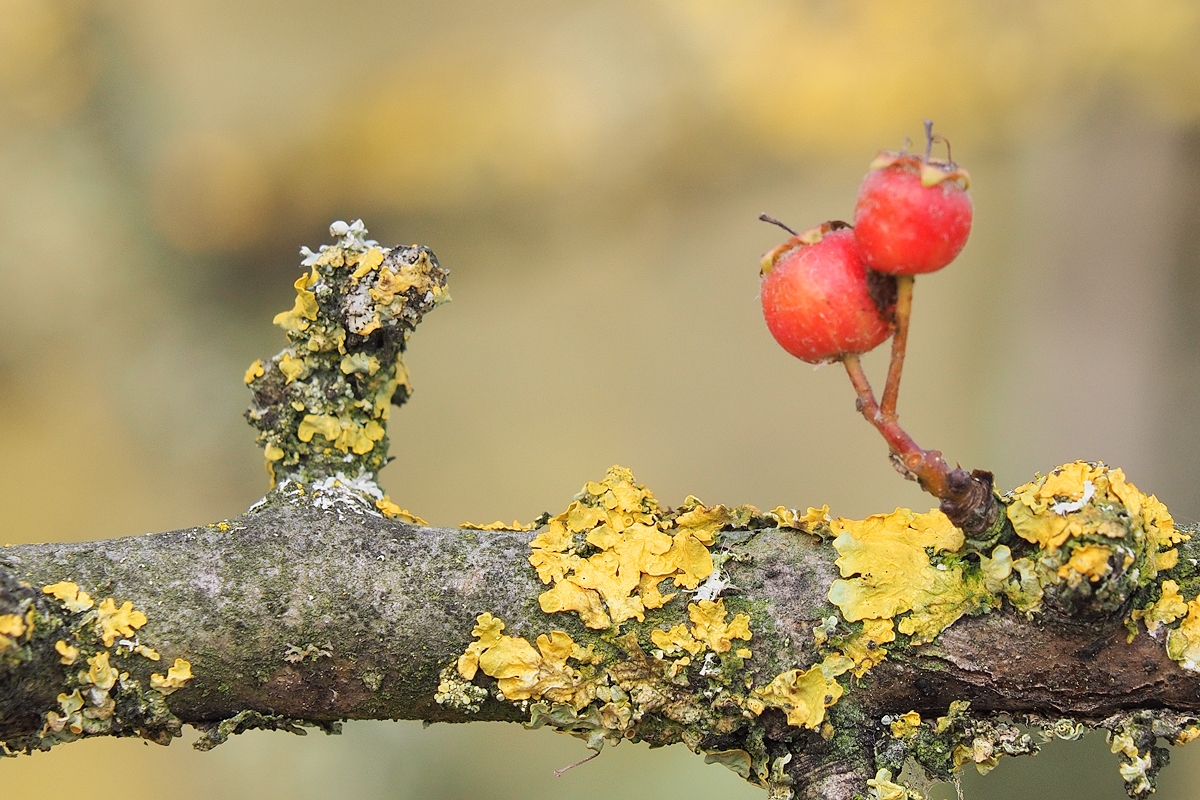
(759, 213, 799, 237)
(880, 275, 914, 419)
(923, 119, 934, 161)
(842, 353, 997, 534)
(843, 354, 935, 484)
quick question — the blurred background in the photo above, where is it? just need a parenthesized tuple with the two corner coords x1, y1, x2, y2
(3, 0, 1200, 797)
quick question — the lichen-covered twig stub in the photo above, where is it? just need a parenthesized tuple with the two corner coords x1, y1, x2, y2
(244, 219, 448, 499)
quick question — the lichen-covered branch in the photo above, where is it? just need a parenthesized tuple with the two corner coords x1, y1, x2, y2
(1, 471, 1200, 799)
(4, 224, 1200, 800)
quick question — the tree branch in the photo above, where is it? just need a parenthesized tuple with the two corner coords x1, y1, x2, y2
(4, 223, 1200, 800)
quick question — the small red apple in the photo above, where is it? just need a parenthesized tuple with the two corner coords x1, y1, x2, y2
(760, 222, 895, 364)
(853, 152, 972, 276)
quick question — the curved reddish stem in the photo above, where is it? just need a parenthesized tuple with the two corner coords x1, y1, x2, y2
(880, 275, 914, 419)
(842, 354, 995, 533)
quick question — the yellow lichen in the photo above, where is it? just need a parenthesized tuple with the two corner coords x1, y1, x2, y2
(650, 623, 705, 656)
(1167, 596, 1200, 672)
(461, 520, 538, 531)
(272, 271, 319, 333)
(953, 738, 999, 775)
(749, 654, 853, 729)
(688, 599, 751, 653)
(150, 658, 194, 694)
(339, 353, 381, 376)
(455, 613, 594, 706)
(1158, 548, 1180, 571)
(889, 710, 921, 738)
(0, 613, 26, 650)
(1176, 726, 1200, 746)
(376, 496, 427, 525)
(84, 652, 118, 691)
(42, 581, 94, 613)
(349, 246, 384, 281)
(1133, 580, 1189, 633)
(296, 414, 342, 444)
(978, 545, 1013, 592)
(1057, 544, 1114, 583)
(135, 644, 161, 661)
(827, 508, 992, 645)
(1109, 730, 1154, 796)
(370, 265, 415, 304)
(867, 769, 921, 800)
(841, 618, 896, 676)
(54, 639, 79, 665)
(243, 359, 264, 384)
(295, 414, 383, 456)
(529, 467, 729, 629)
(537, 579, 611, 629)
(1007, 463, 1184, 570)
(95, 598, 148, 647)
(45, 690, 85, 736)
(278, 352, 308, 384)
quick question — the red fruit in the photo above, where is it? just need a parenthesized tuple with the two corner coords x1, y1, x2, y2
(760, 222, 895, 364)
(853, 153, 972, 275)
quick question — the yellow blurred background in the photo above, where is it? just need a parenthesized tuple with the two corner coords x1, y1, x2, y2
(4, 0, 1200, 797)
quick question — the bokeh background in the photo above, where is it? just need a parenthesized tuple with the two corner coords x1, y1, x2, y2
(4, 0, 1200, 798)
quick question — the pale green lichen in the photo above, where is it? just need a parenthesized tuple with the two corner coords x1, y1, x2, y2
(192, 711, 341, 752)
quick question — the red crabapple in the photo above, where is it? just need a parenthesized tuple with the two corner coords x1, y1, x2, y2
(759, 222, 895, 364)
(853, 151, 972, 275)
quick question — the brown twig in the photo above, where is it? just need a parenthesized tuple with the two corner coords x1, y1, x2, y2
(842, 354, 996, 534)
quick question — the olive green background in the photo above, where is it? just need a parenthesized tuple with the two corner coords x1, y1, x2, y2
(3, 1, 1200, 797)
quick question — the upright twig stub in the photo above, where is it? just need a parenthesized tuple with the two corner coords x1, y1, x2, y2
(244, 220, 448, 487)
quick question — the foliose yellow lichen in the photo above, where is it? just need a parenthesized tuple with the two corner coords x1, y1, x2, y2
(444, 461, 1196, 797)
(1165, 598, 1200, 671)
(747, 654, 853, 729)
(95, 598, 148, 647)
(455, 613, 600, 705)
(0, 612, 28, 652)
(527, 466, 818, 632)
(31, 581, 194, 750)
(442, 467, 848, 789)
(827, 508, 995, 646)
(42, 581, 94, 613)
(1006, 462, 1184, 596)
(245, 220, 448, 487)
(867, 769, 923, 800)
(150, 659, 195, 695)
(889, 710, 921, 738)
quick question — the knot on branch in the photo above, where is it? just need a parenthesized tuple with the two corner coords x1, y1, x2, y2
(244, 220, 448, 487)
